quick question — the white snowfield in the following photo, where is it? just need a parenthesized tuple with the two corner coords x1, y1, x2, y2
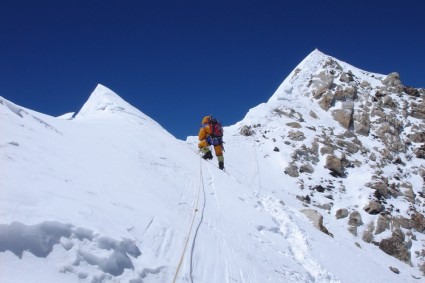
(0, 50, 422, 282)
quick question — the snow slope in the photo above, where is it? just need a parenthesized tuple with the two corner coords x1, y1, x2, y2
(1, 55, 424, 283)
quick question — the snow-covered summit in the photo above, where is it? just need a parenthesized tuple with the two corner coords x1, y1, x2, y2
(76, 84, 142, 119)
(268, 48, 385, 102)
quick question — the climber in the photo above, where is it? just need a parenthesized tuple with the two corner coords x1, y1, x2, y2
(198, 115, 225, 169)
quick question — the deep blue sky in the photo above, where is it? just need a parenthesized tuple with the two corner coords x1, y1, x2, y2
(1, 0, 424, 139)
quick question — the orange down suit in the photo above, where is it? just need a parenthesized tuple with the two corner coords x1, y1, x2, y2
(198, 116, 223, 157)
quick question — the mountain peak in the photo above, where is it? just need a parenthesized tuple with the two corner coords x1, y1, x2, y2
(268, 49, 385, 102)
(268, 49, 331, 102)
(75, 84, 140, 118)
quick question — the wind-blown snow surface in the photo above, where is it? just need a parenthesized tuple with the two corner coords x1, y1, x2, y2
(0, 74, 422, 281)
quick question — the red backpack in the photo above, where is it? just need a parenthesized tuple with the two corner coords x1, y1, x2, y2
(210, 117, 223, 137)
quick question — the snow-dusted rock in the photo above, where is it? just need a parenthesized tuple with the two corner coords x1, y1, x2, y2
(300, 209, 333, 237)
(379, 229, 411, 264)
(375, 215, 391, 235)
(325, 154, 345, 176)
(362, 221, 375, 243)
(348, 210, 363, 236)
(411, 213, 425, 233)
(335, 208, 349, 219)
(382, 72, 401, 87)
(364, 200, 383, 215)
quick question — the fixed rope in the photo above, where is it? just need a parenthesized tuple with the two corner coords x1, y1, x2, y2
(252, 137, 262, 196)
(172, 156, 204, 283)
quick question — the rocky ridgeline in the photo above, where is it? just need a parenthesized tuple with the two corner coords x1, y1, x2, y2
(239, 54, 425, 274)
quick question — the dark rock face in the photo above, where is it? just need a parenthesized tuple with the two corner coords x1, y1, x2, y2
(403, 86, 420, 97)
(313, 185, 326, 193)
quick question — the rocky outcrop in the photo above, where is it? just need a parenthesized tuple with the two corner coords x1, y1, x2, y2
(288, 130, 306, 141)
(284, 164, 299, 177)
(375, 215, 390, 234)
(269, 51, 425, 275)
(318, 91, 334, 110)
(392, 216, 411, 230)
(311, 71, 334, 99)
(309, 110, 319, 119)
(335, 208, 349, 219)
(403, 86, 420, 97)
(410, 213, 425, 233)
(408, 130, 425, 143)
(301, 209, 333, 237)
(364, 200, 382, 215)
(410, 100, 425, 119)
(362, 222, 375, 243)
(348, 210, 363, 236)
(332, 101, 354, 129)
(379, 229, 411, 264)
(339, 71, 354, 84)
(414, 144, 425, 159)
(353, 112, 371, 136)
(389, 266, 400, 274)
(368, 179, 389, 199)
(325, 155, 345, 177)
(239, 125, 255, 136)
(334, 86, 356, 102)
(402, 183, 415, 203)
(373, 115, 406, 153)
(299, 163, 314, 174)
(291, 144, 319, 164)
(382, 72, 402, 88)
(336, 139, 360, 154)
(273, 108, 304, 122)
(286, 122, 302, 128)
